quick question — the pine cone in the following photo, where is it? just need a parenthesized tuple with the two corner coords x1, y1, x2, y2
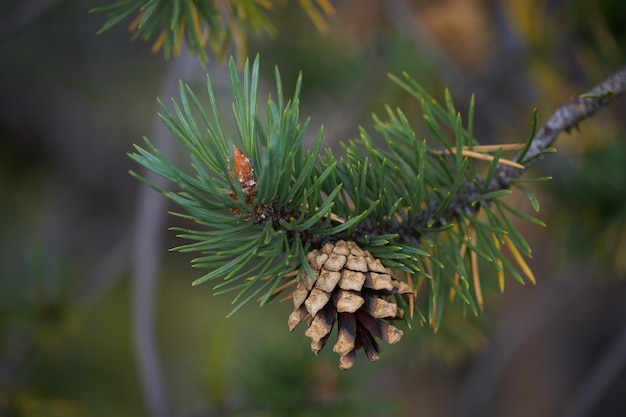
(288, 240, 412, 369)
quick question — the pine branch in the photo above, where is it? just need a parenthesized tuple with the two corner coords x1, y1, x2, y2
(130, 54, 626, 368)
(373, 66, 626, 244)
(90, 0, 334, 63)
(504, 65, 626, 175)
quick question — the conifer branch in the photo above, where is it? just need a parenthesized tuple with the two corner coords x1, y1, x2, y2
(129, 54, 626, 367)
(376, 66, 626, 245)
(91, 0, 334, 62)
(502, 65, 626, 177)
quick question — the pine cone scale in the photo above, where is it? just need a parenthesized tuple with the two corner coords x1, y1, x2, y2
(339, 269, 366, 291)
(356, 309, 403, 344)
(315, 270, 342, 292)
(288, 305, 307, 331)
(357, 324, 381, 362)
(305, 304, 335, 343)
(304, 288, 331, 317)
(364, 296, 398, 319)
(339, 350, 357, 370)
(346, 255, 368, 272)
(332, 290, 364, 313)
(333, 312, 357, 355)
(364, 271, 394, 291)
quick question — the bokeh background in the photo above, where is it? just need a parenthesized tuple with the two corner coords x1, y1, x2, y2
(2, 0, 626, 416)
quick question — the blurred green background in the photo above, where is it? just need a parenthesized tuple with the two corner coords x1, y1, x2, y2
(2, 0, 626, 416)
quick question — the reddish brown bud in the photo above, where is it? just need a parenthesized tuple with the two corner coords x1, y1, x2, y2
(232, 145, 254, 187)
(228, 145, 257, 211)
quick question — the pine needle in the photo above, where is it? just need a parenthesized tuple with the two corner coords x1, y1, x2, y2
(449, 149, 525, 169)
(503, 234, 536, 285)
(129, 12, 142, 32)
(405, 271, 415, 320)
(173, 22, 185, 57)
(449, 241, 468, 301)
(422, 257, 439, 330)
(470, 226, 483, 311)
(298, 0, 330, 32)
(467, 144, 526, 152)
(315, 0, 336, 15)
(189, 1, 205, 48)
(151, 31, 166, 53)
(276, 280, 300, 302)
(493, 234, 505, 292)
(330, 213, 345, 224)
(255, 270, 299, 303)
(443, 144, 526, 170)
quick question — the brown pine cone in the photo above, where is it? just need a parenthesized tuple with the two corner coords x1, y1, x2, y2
(288, 240, 412, 369)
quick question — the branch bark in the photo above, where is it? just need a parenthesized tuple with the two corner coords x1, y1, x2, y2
(499, 64, 626, 180)
(388, 65, 626, 242)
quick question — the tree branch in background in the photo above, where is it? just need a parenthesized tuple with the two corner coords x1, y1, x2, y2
(131, 52, 203, 417)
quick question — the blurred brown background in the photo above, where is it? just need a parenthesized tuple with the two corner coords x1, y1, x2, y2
(2, 0, 626, 416)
